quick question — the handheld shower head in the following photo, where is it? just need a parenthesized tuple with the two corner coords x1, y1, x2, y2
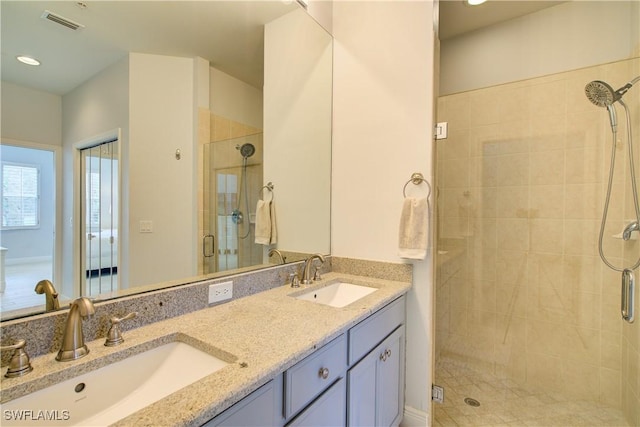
(585, 80, 618, 107)
(236, 143, 255, 159)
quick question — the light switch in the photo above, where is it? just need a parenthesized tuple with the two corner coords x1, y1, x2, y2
(140, 220, 153, 233)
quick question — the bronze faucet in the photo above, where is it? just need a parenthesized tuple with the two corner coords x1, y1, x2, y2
(34, 279, 60, 311)
(56, 297, 95, 362)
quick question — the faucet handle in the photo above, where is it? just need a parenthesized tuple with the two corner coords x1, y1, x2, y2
(289, 273, 300, 288)
(104, 312, 138, 347)
(313, 265, 322, 281)
(1, 339, 33, 378)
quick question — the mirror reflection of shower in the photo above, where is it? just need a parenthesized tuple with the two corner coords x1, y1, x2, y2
(205, 134, 263, 274)
(231, 143, 256, 240)
(585, 75, 640, 323)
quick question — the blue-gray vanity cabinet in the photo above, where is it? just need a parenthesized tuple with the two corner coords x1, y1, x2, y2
(284, 334, 347, 419)
(203, 377, 283, 427)
(286, 378, 346, 427)
(204, 294, 406, 427)
(347, 325, 405, 427)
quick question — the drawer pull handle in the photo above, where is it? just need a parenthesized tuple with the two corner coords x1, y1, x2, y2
(318, 367, 330, 379)
(380, 348, 392, 362)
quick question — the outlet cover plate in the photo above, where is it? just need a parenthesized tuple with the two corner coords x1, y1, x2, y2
(209, 281, 233, 304)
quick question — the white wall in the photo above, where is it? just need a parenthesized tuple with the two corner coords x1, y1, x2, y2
(441, 0, 640, 95)
(128, 53, 197, 287)
(331, 1, 435, 422)
(264, 8, 332, 255)
(210, 68, 263, 128)
(1, 82, 62, 145)
(62, 57, 129, 297)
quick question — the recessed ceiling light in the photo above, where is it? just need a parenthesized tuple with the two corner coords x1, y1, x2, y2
(16, 56, 41, 66)
(467, 0, 487, 5)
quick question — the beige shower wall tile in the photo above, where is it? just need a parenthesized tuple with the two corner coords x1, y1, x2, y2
(470, 218, 497, 249)
(530, 79, 567, 119)
(562, 255, 602, 295)
(564, 183, 603, 220)
(442, 158, 470, 188)
(499, 85, 531, 123)
(496, 249, 529, 286)
(469, 156, 498, 187)
(441, 92, 470, 130)
(529, 149, 565, 185)
(469, 124, 500, 157)
(529, 218, 564, 254)
(530, 113, 566, 152)
(469, 279, 496, 313)
(211, 114, 231, 141)
(566, 109, 606, 149)
(530, 185, 564, 219)
(441, 128, 470, 160)
(496, 186, 528, 218)
(564, 219, 599, 256)
(601, 331, 622, 371)
(497, 153, 529, 186)
(496, 218, 529, 251)
(565, 146, 604, 184)
(469, 90, 501, 127)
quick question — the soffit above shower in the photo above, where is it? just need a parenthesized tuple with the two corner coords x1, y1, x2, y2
(439, 0, 568, 40)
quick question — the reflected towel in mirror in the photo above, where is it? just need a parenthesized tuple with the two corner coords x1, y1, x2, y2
(255, 200, 277, 245)
(398, 197, 429, 260)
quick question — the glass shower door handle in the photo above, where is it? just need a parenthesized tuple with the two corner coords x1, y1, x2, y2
(203, 234, 215, 258)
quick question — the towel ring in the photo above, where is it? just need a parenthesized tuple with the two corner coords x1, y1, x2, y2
(403, 173, 431, 200)
(259, 182, 275, 201)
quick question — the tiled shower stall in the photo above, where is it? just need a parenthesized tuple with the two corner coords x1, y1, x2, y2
(435, 57, 640, 425)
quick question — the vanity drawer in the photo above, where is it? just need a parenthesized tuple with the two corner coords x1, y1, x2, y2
(348, 295, 405, 365)
(284, 334, 347, 418)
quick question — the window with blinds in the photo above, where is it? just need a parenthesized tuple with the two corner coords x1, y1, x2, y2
(1, 163, 39, 229)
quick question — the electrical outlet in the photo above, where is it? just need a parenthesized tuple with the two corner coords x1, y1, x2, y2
(209, 281, 233, 304)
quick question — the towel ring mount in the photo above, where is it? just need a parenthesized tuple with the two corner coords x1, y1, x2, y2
(403, 172, 431, 200)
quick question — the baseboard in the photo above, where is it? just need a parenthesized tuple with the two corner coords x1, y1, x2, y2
(400, 405, 428, 426)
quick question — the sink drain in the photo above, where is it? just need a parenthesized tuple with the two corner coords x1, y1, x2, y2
(464, 397, 480, 407)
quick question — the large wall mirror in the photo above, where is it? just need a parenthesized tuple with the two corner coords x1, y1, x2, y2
(0, 1, 332, 321)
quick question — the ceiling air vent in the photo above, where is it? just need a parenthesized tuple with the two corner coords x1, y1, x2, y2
(41, 10, 85, 31)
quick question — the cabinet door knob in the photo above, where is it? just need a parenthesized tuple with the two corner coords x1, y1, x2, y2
(318, 367, 330, 379)
(380, 348, 392, 362)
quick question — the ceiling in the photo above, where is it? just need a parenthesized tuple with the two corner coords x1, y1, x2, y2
(1, 1, 296, 95)
(1, 1, 567, 96)
(439, 0, 567, 40)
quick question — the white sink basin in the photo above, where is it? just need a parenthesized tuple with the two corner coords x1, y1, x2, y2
(1, 341, 229, 426)
(295, 282, 377, 308)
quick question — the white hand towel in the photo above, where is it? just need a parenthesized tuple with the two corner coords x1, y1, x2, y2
(398, 197, 429, 260)
(269, 201, 277, 244)
(255, 200, 272, 245)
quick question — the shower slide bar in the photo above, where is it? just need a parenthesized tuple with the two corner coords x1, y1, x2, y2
(622, 269, 635, 323)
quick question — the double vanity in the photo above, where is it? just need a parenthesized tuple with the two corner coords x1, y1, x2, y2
(0, 266, 410, 426)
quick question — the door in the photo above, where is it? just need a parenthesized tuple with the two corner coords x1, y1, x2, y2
(0, 143, 57, 311)
(79, 140, 119, 297)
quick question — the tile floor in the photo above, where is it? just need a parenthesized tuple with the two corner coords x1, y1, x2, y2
(434, 358, 630, 427)
(1, 261, 117, 318)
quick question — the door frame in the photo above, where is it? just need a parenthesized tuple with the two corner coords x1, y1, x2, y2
(0, 138, 62, 290)
(73, 129, 122, 297)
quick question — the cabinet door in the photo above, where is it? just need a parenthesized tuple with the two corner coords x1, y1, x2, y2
(287, 378, 346, 427)
(347, 348, 376, 426)
(347, 325, 405, 427)
(376, 325, 404, 427)
(204, 377, 282, 427)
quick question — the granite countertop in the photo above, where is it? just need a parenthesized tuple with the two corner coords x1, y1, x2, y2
(0, 272, 411, 426)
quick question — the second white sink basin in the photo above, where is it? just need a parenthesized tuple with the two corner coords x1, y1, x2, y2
(295, 282, 377, 308)
(1, 340, 230, 426)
